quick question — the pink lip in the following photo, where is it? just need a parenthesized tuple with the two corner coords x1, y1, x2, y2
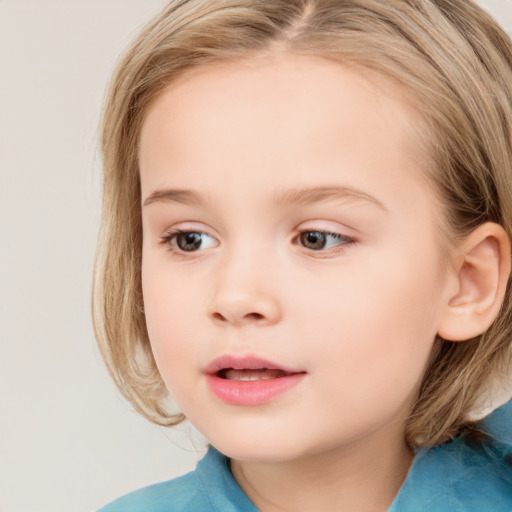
(204, 355, 306, 406)
(204, 355, 302, 375)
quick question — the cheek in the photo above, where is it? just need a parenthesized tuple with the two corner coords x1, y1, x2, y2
(297, 250, 443, 397)
(141, 256, 201, 390)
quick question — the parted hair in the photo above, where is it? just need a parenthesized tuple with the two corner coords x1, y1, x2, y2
(93, 0, 512, 447)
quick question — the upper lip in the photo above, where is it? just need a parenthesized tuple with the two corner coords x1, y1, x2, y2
(204, 355, 305, 375)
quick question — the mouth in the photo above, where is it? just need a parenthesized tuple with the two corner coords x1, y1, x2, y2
(205, 355, 304, 379)
(205, 355, 306, 406)
(217, 368, 295, 381)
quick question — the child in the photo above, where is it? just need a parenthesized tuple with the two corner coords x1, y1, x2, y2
(94, 0, 512, 510)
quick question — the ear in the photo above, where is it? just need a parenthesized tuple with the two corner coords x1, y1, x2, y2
(437, 222, 511, 342)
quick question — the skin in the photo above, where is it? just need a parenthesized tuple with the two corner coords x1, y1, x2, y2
(138, 54, 460, 512)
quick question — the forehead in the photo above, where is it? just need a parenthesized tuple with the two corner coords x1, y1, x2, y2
(138, 54, 431, 208)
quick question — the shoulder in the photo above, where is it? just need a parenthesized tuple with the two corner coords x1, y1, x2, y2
(391, 400, 512, 512)
(97, 446, 258, 512)
(97, 469, 211, 512)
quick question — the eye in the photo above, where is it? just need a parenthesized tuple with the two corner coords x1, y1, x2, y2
(297, 230, 353, 251)
(161, 230, 218, 252)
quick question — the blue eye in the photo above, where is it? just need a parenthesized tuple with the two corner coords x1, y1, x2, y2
(298, 230, 352, 250)
(161, 230, 218, 252)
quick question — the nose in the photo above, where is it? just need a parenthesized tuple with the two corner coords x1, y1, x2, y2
(207, 254, 282, 327)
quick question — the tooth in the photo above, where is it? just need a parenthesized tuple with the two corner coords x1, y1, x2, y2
(222, 369, 289, 381)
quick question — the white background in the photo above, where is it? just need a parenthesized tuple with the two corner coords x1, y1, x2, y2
(0, 1, 510, 511)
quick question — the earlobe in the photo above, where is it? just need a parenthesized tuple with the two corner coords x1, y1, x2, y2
(437, 223, 511, 342)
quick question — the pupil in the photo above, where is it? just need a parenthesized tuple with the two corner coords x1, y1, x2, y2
(301, 231, 326, 250)
(177, 232, 202, 251)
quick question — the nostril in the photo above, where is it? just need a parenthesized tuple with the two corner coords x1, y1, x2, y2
(212, 312, 227, 322)
(246, 312, 264, 320)
(211, 311, 265, 323)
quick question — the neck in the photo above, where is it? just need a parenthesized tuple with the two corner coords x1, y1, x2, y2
(230, 428, 413, 512)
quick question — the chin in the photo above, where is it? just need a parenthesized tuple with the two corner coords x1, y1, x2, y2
(205, 428, 315, 463)
(216, 444, 301, 463)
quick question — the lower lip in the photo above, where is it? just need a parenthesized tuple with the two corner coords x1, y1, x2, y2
(206, 373, 305, 406)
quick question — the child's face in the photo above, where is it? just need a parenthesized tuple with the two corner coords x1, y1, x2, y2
(139, 55, 453, 462)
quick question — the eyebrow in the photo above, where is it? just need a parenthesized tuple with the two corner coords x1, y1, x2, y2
(143, 185, 386, 210)
(143, 189, 202, 207)
(274, 185, 386, 210)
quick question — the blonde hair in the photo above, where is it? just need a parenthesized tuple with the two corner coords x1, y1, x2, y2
(93, 0, 512, 447)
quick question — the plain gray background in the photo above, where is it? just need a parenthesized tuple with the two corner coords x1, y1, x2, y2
(1, 1, 510, 511)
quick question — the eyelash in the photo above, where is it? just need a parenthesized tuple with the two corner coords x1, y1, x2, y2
(159, 229, 217, 254)
(159, 228, 356, 256)
(294, 230, 355, 254)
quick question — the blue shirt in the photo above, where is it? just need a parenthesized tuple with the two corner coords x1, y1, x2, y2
(99, 401, 512, 511)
